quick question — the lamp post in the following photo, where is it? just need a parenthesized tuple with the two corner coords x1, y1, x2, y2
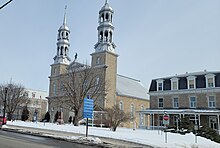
(3, 87, 8, 125)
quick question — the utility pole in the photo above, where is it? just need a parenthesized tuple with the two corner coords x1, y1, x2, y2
(3, 87, 8, 125)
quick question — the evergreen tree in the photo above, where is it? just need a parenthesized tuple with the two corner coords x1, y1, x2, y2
(21, 106, 29, 121)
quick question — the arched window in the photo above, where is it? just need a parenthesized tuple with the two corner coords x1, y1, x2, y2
(96, 57, 101, 64)
(61, 32, 64, 38)
(119, 101, 123, 110)
(53, 83, 56, 96)
(109, 31, 112, 43)
(140, 105, 144, 125)
(60, 46, 63, 55)
(99, 31, 103, 41)
(101, 13, 104, 22)
(66, 32, 69, 39)
(104, 31, 108, 42)
(65, 47, 67, 56)
(106, 13, 109, 21)
(131, 104, 135, 121)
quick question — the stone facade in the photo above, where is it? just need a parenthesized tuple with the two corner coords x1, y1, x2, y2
(48, 1, 149, 128)
(146, 71, 220, 131)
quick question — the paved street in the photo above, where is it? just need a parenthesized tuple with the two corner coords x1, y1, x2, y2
(0, 130, 96, 148)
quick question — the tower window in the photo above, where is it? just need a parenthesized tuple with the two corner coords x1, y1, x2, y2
(104, 31, 108, 42)
(101, 13, 104, 22)
(106, 13, 109, 21)
(61, 32, 64, 38)
(96, 57, 101, 65)
(65, 47, 67, 56)
(66, 32, 68, 38)
(60, 46, 63, 55)
(99, 31, 103, 41)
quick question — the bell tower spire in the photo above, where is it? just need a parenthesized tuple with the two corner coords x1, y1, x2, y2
(53, 6, 71, 65)
(94, 0, 116, 53)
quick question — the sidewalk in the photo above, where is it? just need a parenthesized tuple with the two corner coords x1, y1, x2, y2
(2, 124, 152, 148)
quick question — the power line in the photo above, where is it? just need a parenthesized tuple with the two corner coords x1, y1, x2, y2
(0, 0, 13, 10)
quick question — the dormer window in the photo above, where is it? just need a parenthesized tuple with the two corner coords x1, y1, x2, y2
(171, 78, 179, 90)
(187, 76, 196, 89)
(156, 79, 164, 91)
(205, 74, 215, 88)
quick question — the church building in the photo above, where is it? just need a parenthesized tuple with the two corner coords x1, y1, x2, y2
(48, 1, 149, 128)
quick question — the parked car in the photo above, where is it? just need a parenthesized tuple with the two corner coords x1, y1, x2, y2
(0, 116, 7, 125)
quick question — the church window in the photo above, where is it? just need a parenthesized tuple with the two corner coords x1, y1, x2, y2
(101, 13, 104, 22)
(119, 101, 123, 110)
(60, 46, 63, 55)
(96, 57, 101, 65)
(66, 32, 68, 38)
(106, 13, 109, 21)
(104, 31, 108, 42)
(53, 83, 56, 96)
(57, 47, 59, 55)
(131, 104, 135, 121)
(109, 31, 112, 43)
(65, 47, 67, 56)
(99, 31, 103, 41)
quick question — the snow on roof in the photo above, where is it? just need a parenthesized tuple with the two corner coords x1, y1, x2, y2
(116, 74, 149, 100)
(154, 70, 220, 80)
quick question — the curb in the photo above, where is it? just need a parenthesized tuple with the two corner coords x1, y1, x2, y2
(2, 127, 114, 148)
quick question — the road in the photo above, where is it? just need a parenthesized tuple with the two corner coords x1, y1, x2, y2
(0, 130, 97, 148)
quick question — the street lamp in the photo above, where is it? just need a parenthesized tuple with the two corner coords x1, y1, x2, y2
(3, 87, 8, 125)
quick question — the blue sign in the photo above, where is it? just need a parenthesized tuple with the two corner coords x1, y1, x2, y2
(83, 98, 94, 118)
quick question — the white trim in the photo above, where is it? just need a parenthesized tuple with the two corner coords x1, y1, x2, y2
(173, 97, 179, 108)
(158, 98, 164, 108)
(205, 73, 216, 88)
(171, 77, 179, 90)
(148, 87, 220, 96)
(187, 76, 196, 89)
(207, 95, 216, 108)
(189, 96, 197, 108)
(156, 79, 164, 91)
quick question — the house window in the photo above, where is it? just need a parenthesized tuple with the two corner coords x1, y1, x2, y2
(173, 97, 179, 108)
(209, 116, 217, 129)
(187, 76, 196, 89)
(205, 74, 215, 88)
(119, 101, 123, 110)
(158, 98, 164, 108)
(208, 96, 216, 108)
(189, 80, 194, 89)
(156, 79, 164, 91)
(171, 78, 179, 90)
(190, 96, 196, 108)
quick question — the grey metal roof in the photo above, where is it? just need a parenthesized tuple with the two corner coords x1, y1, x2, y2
(154, 70, 220, 80)
(116, 74, 149, 100)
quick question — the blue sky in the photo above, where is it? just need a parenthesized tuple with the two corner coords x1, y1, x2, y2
(0, 0, 220, 92)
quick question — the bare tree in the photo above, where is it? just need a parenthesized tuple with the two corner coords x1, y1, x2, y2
(0, 82, 28, 120)
(105, 105, 130, 132)
(51, 64, 107, 126)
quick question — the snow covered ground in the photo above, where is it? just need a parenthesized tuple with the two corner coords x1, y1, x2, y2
(6, 121, 220, 148)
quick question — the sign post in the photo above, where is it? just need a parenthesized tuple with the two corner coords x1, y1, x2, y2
(83, 98, 94, 137)
(163, 113, 169, 143)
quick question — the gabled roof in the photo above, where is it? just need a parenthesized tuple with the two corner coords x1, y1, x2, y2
(116, 74, 149, 100)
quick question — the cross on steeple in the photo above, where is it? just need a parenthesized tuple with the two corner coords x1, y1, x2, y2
(63, 5, 67, 25)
